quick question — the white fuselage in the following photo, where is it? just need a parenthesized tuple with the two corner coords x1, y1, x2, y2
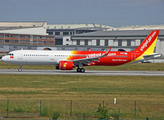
(2, 50, 72, 65)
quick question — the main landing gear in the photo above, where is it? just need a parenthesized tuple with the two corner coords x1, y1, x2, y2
(77, 67, 85, 73)
(18, 65, 22, 72)
(77, 63, 85, 73)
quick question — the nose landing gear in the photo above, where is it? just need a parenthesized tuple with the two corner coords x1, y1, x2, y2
(18, 65, 22, 72)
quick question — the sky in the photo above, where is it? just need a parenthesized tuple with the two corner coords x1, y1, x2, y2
(0, 0, 164, 27)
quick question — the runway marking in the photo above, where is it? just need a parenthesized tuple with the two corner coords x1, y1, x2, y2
(0, 69, 164, 76)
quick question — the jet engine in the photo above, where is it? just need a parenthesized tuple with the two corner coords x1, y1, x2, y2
(59, 61, 73, 70)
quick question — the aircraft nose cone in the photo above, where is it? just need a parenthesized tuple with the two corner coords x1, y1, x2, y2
(1, 56, 6, 62)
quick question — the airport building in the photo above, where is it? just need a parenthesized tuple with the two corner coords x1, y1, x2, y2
(0, 33, 55, 45)
(0, 22, 55, 53)
(0, 22, 47, 35)
(46, 24, 112, 45)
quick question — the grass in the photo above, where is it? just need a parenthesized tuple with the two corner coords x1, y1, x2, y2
(0, 75, 164, 119)
(0, 75, 164, 101)
(1, 61, 164, 71)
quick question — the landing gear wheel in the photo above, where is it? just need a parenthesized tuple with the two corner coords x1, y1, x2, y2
(18, 69, 22, 72)
(77, 68, 81, 72)
(81, 68, 85, 73)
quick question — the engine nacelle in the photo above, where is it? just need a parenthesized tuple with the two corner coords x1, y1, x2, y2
(59, 61, 73, 70)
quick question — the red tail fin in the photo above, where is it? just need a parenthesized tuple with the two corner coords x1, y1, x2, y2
(134, 30, 159, 54)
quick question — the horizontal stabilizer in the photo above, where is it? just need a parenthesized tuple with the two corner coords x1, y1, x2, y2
(143, 53, 162, 60)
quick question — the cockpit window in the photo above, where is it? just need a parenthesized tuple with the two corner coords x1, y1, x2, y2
(7, 53, 14, 56)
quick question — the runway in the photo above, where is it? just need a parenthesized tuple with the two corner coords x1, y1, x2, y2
(0, 69, 164, 76)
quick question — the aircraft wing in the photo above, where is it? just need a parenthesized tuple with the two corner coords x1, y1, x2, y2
(72, 57, 100, 65)
(71, 47, 111, 66)
(143, 53, 162, 60)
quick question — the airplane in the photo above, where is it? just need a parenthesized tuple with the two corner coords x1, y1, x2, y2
(1, 30, 161, 73)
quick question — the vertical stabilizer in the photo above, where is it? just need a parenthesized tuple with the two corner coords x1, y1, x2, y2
(127, 30, 160, 64)
(134, 30, 159, 55)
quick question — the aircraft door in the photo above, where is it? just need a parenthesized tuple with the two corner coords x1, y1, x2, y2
(50, 55, 55, 60)
(18, 52, 23, 60)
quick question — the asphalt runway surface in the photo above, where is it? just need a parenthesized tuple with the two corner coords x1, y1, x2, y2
(0, 69, 164, 76)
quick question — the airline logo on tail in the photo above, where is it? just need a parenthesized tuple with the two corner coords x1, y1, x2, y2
(126, 30, 160, 64)
(140, 31, 157, 51)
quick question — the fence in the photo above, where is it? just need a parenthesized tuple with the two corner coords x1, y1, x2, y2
(0, 100, 164, 119)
